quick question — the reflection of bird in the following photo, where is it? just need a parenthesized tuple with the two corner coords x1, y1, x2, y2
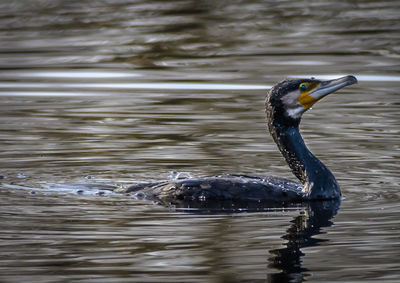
(125, 75, 357, 204)
(268, 200, 340, 282)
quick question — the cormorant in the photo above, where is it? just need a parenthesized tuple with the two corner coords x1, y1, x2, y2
(121, 75, 357, 204)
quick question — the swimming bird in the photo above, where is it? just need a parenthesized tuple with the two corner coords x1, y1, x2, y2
(122, 75, 357, 204)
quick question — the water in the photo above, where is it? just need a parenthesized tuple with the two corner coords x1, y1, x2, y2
(1, 0, 399, 282)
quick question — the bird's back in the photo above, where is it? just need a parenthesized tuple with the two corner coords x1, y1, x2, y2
(124, 174, 304, 204)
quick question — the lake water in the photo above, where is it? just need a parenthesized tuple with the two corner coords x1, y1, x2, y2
(1, 0, 399, 282)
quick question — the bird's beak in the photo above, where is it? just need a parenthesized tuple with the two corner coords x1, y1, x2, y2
(299, 75, 357, 110)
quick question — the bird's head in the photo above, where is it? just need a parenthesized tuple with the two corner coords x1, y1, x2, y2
(266, 75, 357, 126)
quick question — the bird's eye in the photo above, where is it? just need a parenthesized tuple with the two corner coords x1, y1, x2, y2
(300, 84, 307, 91)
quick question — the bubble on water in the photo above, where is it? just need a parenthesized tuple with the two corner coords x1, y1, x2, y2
(17, 173, 26, 179)
(169, 171, 192, 180)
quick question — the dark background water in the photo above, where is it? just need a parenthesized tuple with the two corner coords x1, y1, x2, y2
(1, 1, 399, 282)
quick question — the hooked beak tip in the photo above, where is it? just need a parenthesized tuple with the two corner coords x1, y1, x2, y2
(343, 75, 358, 85)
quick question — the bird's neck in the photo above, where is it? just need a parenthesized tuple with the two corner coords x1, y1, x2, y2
(269, 121, 341, 199)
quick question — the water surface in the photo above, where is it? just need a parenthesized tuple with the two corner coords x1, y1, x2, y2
(1, 1, 399, 282)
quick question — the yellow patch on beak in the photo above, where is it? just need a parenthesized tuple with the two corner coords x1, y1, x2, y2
(297, 82, 320, 110)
